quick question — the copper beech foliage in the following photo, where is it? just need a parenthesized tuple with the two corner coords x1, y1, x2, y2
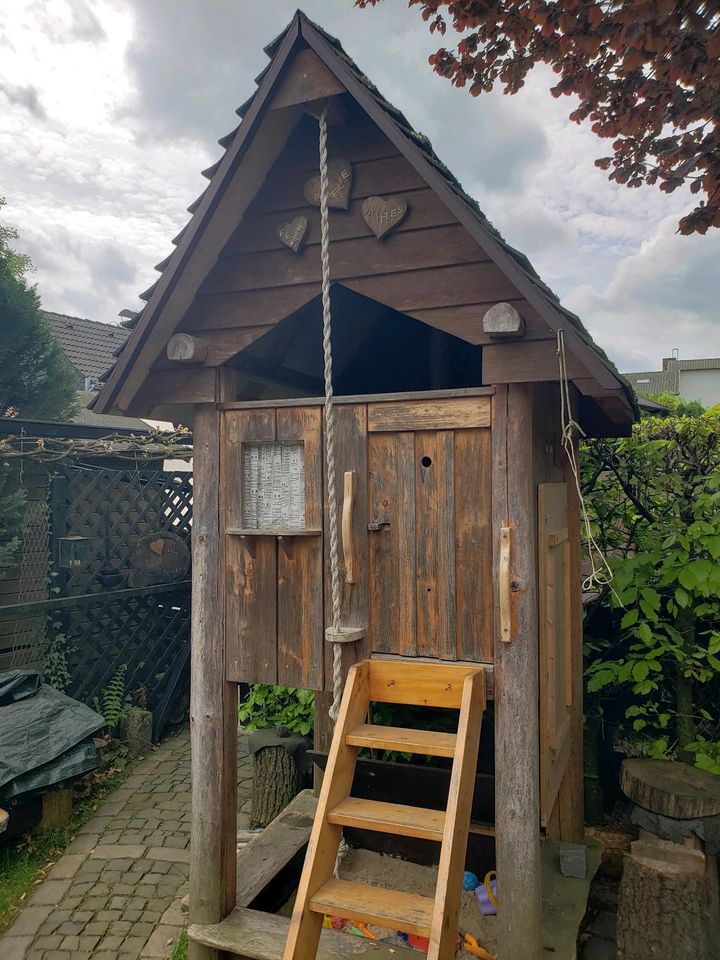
(356, 0, 720, 234)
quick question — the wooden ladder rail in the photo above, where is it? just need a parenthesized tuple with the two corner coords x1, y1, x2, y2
(283, 659, 487, 960)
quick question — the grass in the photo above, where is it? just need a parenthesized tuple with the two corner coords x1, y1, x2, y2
(169, 929, 188, 960)
(0, 751, 129, 933)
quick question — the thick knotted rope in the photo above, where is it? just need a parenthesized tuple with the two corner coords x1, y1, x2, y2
(318, 106, 343, 725)
(317, 106, 350, 878)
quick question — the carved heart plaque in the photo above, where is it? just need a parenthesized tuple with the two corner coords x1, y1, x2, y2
(303, 157, 352, 210)
(361, 196, 409, 239)
(277, 216, 308, 253)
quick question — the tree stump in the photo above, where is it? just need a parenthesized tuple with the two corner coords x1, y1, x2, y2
(617, 838, 715, 960)
(250, 745, 303, 829)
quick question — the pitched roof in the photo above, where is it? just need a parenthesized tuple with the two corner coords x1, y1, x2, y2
(44, 311, 130, 381)
(623, 369, 677, 396)
(95, 10, 636, 423)
(624, 358, 720, 396)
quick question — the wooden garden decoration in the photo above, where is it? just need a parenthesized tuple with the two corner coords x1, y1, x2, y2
(93, 12, 637, 960)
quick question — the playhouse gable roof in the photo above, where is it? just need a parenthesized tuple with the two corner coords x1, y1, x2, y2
(94, 10, 635, 432)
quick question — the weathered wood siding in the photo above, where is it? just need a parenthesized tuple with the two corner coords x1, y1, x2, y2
(222, 394, 493, 691)
(176, 112, 555, 364)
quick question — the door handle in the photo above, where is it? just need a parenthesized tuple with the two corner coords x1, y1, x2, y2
(342, 471, 357, 584)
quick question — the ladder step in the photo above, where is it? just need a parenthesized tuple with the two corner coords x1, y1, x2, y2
(346, 723, 457, 758)
(309, 878, 434, 936)
(328, 797, 445, 841)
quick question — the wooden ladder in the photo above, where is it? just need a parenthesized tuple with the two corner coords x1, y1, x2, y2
(283, 658, 487, 960)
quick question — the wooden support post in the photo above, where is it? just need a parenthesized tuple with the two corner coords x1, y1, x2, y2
(492, 384, 542, 960)
(189, 397, 237, 960)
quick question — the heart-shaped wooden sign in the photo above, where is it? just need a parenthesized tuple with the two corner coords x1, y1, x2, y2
(303, 158, 352, 210)
(362, 196, 409, 239)
(277, 216, 308, 253)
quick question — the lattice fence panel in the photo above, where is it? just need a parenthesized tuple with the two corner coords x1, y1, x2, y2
(54, 465, 193, 596)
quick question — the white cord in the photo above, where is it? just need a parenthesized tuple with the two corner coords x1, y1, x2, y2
(556, 330, 615, 594)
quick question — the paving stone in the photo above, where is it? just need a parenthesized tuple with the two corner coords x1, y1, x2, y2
(38, 908, 71, 934)
(6, 904, 53, 936)
(35, 934, 63, 950)
(140, 922, 182, 958)
(122, 908, 144, 923)
(91, 844, 146, 860)
(58, 920, 86, 934)
(78, 816, 113, 834)
(47, 854, 86, 880)
(59, 895, 82, 910)
(136, 883, 157, 898)
(60, 934, 81, 950)
(84, 920, 109, 936)
(99, 934, 125, 951)
(65, 834, 100, 855)
(146, 846, 190, 863)
(109, 895, 129, 910)
(82, 896, 108, 911)
(164, 834, 189, 849)
(123, 935, 151, 953)
(1, 936, 34, 960)
(69, 881, 94, 896)
(29, 878, 73, 906)
(71, 909, 94, 922)
(109, 920, 133, 935)
(96, 909, 122, 921)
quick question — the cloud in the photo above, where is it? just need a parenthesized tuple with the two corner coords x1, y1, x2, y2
(0, 81, 46, 119)
(0, 0, 716, 374)
(564, 217, 720, 370)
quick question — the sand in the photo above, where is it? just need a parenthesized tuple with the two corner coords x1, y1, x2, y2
(335, 848, 498, 954)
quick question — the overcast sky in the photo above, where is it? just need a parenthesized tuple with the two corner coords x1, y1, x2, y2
(2, 0, 719, 372)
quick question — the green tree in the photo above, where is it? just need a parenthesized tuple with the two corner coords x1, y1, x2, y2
(583, 407, 720, 773)
(0, 198, 78, 421)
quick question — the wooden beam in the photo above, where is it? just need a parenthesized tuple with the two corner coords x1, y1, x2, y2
(133, 368, 217, 408)
(483, 302, 525, 338)
(189, 393, 237, 960)
(167, 333, 209, 364)
(492, 384, 542, 960)
(483, 338, 587, 385)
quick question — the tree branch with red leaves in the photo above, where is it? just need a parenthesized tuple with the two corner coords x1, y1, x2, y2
(356, 0, 720, 234)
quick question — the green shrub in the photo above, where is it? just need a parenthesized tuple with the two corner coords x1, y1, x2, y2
(583, 407, 720, 771)
(238, 685, 314, 736)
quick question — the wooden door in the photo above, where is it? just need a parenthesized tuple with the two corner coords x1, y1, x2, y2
(367, 397, 492, 662)
(538, 482, 573, 825)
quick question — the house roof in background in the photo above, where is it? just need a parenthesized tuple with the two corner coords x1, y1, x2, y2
(623, 369, 677, 396)
(624, 357, 720, 396)
(44, 311, 130, 381)
(71, 392, 150, 431)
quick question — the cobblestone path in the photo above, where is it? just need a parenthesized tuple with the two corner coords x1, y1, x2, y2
(1, 728, 253, 960)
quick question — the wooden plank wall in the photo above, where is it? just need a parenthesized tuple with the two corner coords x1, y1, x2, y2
(223, 407, 324, 690)
(367, 424, 493, 663)
(176, 111, 554, 365)
(533, 383, 584, 842)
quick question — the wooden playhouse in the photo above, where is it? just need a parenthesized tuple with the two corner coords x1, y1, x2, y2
(94, 12, 636, 960)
